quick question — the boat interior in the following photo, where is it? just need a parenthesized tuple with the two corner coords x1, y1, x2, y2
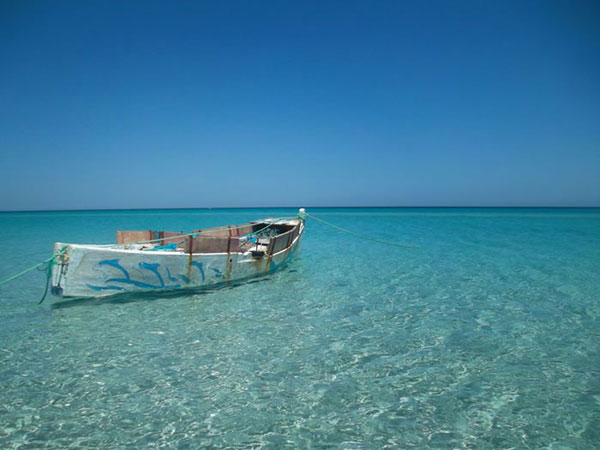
(115, 221, 300, 256)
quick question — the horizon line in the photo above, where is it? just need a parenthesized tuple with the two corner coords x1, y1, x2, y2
(1, 205, 599, 213)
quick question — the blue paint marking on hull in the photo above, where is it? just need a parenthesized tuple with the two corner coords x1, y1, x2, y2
(105, 277, 163, 289)
(191, 261, 205, 281)
(165, 267, 179, 282)
(179, 274, 190, 283)
(139, 262, 165, 287)
(88, 238, 299, 293)
(87, 284, 125, 291)
(99, 259, 129, 277)
(93, 258, 182, 291)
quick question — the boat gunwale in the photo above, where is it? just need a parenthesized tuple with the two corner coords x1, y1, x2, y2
(55, 219, 304, 257)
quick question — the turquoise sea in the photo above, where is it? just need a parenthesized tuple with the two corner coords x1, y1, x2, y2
(0, 208, 599, 449)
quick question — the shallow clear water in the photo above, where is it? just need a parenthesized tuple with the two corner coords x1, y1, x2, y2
(1, 208, 599, 448)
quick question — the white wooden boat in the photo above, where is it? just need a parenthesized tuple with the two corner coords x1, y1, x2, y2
(50, 210, 306, 298)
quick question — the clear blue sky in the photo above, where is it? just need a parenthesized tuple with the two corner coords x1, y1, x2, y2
(1, 1, 598, 210)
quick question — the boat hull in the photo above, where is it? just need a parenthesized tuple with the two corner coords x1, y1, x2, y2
(51, 221, 303, 298)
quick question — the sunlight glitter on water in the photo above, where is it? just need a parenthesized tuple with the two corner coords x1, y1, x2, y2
(0, 208, 599, 448)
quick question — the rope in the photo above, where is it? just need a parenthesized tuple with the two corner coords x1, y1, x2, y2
(38, 258, 54, 304)
(304, 213, 418, 249)
(0, 246, 68, 303)
(0, 257, 55, 287)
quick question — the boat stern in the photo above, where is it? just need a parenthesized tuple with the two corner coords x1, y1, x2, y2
(50, 243, 71, 297)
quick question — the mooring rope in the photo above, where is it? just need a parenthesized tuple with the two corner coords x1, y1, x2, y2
(304, 212, 418, 249)
(0, 246, 68, 303)
(37, 256, 55, 304)
(0, 255, 56, 287)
